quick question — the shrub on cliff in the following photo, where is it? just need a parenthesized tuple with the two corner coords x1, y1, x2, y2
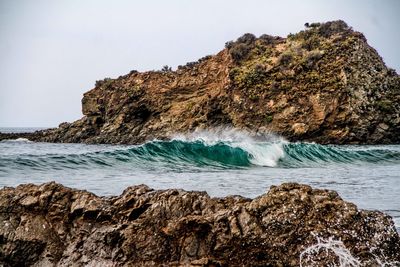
(177, 61, 198, 70)
(229, 43, 253, 62)
(95, 78, 113, 88)
(198, 55, 212, 63)
(304, 22, 321, 28)
(277, 51, 294, 66)
(226, 33, 257, 63)
(237, 33, 256, 45)
(161, 65, 172, 72)
(240, 64, 267, 89)
(129, 70, 138, 75)
(177, 55, 213, 71)
(303, 50, 325, 69)
(318, 20, 351, 37)
(259, 34, 279, 45)
(301, 35, 321, 51)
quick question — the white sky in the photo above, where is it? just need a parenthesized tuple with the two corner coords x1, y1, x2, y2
(0, 0, 399, 127)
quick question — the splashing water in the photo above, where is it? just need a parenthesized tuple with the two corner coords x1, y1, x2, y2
(300, 235, 400, 267)
(172, 128, 286, 167)
(1, 128, 400, 232)
(300, 236, 361, 267)
(2, 127, 400, 170)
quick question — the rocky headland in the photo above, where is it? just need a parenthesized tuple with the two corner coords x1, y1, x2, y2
(1, 21, 400, 266)
(0, 182, 399, 266)
(1, 20, 399, 144)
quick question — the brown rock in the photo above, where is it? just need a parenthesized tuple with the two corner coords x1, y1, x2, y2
(0, 182, 399, 266)
(2, 21, 399, 145)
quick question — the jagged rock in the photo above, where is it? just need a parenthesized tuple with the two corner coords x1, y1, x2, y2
(2, 20, 398, 145)
(0, 182, 399, 266)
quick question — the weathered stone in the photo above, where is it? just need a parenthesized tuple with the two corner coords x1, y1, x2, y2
(1, 20, 399, 145)
(0, 182, 399, 266)
(292, 122, 308, 135)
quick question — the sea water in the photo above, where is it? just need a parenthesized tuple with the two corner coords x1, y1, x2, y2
(0, 127, 399, 235)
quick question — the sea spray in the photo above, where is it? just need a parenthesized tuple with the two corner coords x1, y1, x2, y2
(1, 129, 400, 170)
(172, 128, 400, 167)
(4, 137, 32, 143)
(172, 128, 286, 167)
(1, 131, 400, 231)
(300, 236, 361, 267)
(299, 235, 400, 267)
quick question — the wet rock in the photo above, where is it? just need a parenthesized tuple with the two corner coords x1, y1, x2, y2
(0, 182, 399, 266)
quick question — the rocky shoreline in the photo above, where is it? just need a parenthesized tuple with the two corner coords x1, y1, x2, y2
(0, 182, 399, 266)
(1, 21, 399, 145)
(1, 20, 400, 266)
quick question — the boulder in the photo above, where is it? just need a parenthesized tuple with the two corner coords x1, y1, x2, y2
(0, 182, 399, 266)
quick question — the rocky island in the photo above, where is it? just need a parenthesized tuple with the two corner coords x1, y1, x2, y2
(1, 21, 400, 266)
(1, 20, 399, 144)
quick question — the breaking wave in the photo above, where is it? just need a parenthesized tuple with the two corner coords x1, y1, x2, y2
(1, 129, 400, 171)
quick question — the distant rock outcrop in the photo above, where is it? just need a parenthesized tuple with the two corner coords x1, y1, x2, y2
(0, 182, 399, 266)
(1, 20, 399, 144)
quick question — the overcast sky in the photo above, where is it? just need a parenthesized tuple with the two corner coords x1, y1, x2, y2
(0, 0, 399, 127)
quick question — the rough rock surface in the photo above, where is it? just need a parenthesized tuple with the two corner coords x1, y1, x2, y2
(0, 182, 399, 266)
(1, 20, 399, 145)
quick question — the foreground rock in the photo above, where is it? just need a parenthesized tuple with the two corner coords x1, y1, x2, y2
(0, 182, 399, 266)
(2, 20, 399, 145)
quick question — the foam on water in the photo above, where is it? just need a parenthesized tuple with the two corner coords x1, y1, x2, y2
(1, 128, 399, 234)
(4, 138, 32, 143)
(2, 128, 400, 169)
(172, 128, 286, 167)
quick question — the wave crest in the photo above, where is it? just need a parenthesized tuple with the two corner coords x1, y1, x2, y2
(1, 129, 400, 171)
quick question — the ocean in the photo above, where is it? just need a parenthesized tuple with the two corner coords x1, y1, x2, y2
(0, 127, 399, 232)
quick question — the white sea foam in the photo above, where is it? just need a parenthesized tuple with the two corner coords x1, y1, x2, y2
(240, 141, 285, 167)
(300, 235, 400, 267)
(300, 236, 361, 267)
(172, 127, 286, 167)
(2, 138, 32, 143)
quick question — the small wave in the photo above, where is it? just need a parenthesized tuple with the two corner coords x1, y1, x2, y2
(109, 139, 253, 168)
(280, 143, 400, 167)
(1, 138, 32, 143)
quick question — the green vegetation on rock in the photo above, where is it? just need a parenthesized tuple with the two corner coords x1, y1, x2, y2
(9, 20, 398, 145)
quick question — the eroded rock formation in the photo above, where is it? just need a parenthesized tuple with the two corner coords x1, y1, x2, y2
(1, 182, 399, 266)
(2, 20, 398, 145)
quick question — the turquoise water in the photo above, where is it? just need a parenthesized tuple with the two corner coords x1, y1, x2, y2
(0, 128, 399, 231)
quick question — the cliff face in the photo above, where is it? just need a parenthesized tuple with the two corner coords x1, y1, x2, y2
(12, 20, 399, 144)
(1, 182, 399, 266)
